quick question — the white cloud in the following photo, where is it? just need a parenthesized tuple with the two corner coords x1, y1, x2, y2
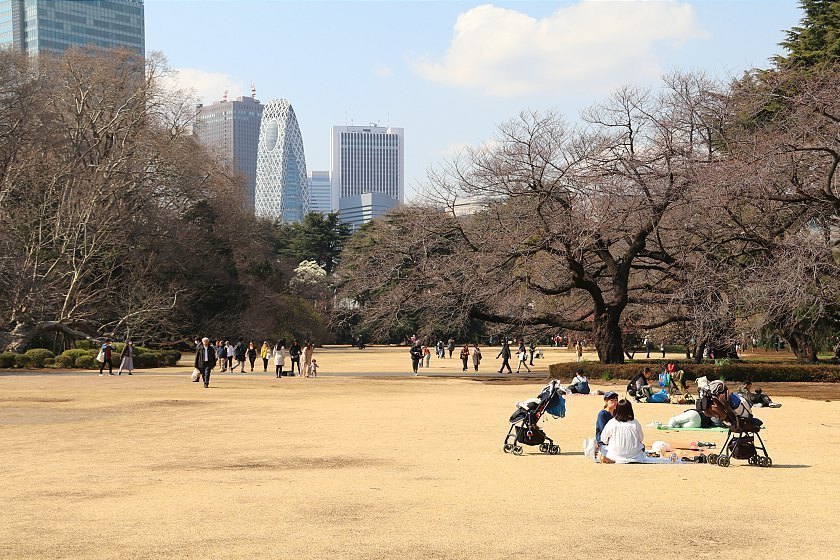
(412, 1, 707, 97)
(165, 68, 246, 105)
(374, 64, 393, 78)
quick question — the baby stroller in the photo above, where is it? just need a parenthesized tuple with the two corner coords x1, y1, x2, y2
(698, 381, 772, 468)
(503, 380, 565, 456)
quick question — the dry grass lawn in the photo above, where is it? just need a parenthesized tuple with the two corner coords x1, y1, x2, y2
(0, 348, 837, 559)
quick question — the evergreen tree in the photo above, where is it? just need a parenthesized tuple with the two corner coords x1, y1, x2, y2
(777, 0, 840, 67)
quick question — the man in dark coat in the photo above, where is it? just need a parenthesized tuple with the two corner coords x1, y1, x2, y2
(195, 337, 217, 388)
(496, 340, 512, 374)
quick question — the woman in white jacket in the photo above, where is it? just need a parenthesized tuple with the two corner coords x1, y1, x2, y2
(599, 399, 649, 464)
(273, 340, 286, 378)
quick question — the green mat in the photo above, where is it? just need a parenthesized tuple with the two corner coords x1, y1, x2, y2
(656, 426, 728, 432)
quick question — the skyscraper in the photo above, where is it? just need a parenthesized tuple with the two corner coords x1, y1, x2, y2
(0, 0, 145, 56)
(255, 99, 309, 222)
(194, 95, 264, 210)
(307, 171, 332, 214)
(330, 125, 403, 228)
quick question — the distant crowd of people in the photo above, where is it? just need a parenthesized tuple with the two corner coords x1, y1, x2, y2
(193, 337, 318, 388)
(408, 337, 547, 375)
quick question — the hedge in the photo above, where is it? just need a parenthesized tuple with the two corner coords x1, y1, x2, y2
(0, 352, 15, 368)
(24, 348, 55, 368)
(548, 361, 840, 383)
(0, 345, 177, 370)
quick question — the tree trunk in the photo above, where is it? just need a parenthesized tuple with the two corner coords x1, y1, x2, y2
(3, 321, 95, 353)
(594, 309, 625, 364)
(707, 342, 739, 360)
(785, 331, 818, 363)
(693, 341, 706, 364)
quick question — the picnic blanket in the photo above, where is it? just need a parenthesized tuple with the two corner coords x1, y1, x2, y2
(656, 426, 728, 432)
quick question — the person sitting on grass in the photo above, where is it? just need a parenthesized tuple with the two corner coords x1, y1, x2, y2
(595, 391, 619, 461)
(627, 367, 653, 402)
(599, 399, 648, 464)
(567, 369, 590, 394)
(738, 380, 781, 408)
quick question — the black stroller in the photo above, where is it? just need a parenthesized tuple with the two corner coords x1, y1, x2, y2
(503, 380, 565, 456)
(698, 381, 772, 468)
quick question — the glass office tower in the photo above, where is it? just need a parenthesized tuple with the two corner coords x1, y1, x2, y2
(0, 0, 144, 55)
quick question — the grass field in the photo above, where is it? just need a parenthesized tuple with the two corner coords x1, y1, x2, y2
(0, 346, 837, 559)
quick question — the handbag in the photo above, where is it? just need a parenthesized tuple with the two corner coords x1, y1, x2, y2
(96, 349, 105, 363)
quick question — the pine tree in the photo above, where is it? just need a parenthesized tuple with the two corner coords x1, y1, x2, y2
(777, 0, 840, 67)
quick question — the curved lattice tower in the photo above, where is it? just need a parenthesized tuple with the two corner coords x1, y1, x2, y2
(255, 99, 309, 221)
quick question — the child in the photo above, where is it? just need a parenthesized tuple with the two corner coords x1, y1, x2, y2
(308, 359, 318, 378)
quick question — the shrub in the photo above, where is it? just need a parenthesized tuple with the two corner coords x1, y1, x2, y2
(135, 351, 163, 368)
(548, 361, 840, 383)
(14, 354, 33, 369)
(24, 348, 56, 368)
(0, 352, 16, 368)
(60, 349, 93, 365)
(75, 355, 96, 369)
(55, 354, 75, 368)
(161, 350, 182, 366)
(44, 358, 55, 367)
(74, 339, 93, 350)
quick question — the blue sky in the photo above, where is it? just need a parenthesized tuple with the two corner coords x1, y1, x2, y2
(146, 1, 803, 200)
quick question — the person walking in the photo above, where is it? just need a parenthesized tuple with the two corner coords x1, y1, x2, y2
(288, 340, 302, 376)
(232, 338, 246, 373)
(260, 341, 271, 372)
(471, 343, 482, 372)
(660, 341, 666, 359)
(195, 337, 217, 388)
(117, 341, 134, 375)
(436, 340, 444, 359)
(644, 337, 653, 359)
(528, 340, 536, 366)
(246, 342, 257, 372)
(459, 344, 470, 372)
(410, 342, 423, 375)
(576, 340, 584, 363)
(303, 342, 314, 377)
(516, 345, 531, 373)
(447, 338, 455, 358)
(98, 339, 114, 376)
(308, 358, 319, 377)
(423, 345, 431, 368)
(225, 340, 234, 371)
(496, 340, 512, 374)
(215, 341, 227, 372)
(273, 340, 286, 378)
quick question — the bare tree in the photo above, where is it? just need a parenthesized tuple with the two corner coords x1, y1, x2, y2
(337, 75, 729, 363)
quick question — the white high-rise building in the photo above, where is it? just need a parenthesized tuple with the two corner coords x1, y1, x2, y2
(330, 125, 403, 228)
(307, 171, 332, 214)
(255, 99, 309, 222)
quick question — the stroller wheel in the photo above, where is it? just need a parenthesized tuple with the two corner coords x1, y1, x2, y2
(512, 446, 524, 456)
(760, 456, 772, 468)
(708, 454, 718, 464)
(503, 444, 513, 453)
(717, 455, 730, 468)
(539, 443, 549, 453)
(748, 455, 757, 466)
(549, 445, 561, 455)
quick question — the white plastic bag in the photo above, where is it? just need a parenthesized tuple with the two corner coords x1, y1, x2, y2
(583, 438, 596, 461)
(191, 368, 200, 382)
(96, 350, 105, 363)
